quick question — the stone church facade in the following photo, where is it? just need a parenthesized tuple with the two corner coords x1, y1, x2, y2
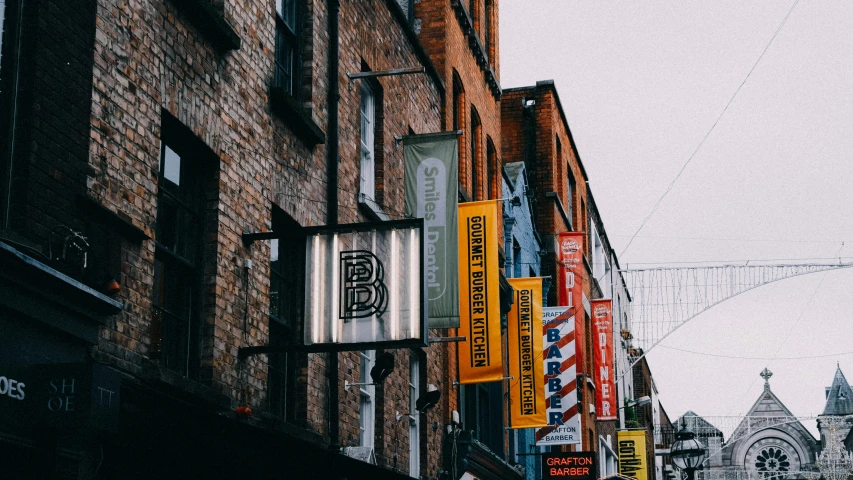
(679, 366, 853, 480)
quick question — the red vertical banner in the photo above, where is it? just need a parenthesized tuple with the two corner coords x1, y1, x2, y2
(556, 232, 584, 373)
(591, 299, 615, 420)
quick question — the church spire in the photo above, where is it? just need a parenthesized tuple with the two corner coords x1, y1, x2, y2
(761, 368, 773, 391)
(821, 365, 853, 416)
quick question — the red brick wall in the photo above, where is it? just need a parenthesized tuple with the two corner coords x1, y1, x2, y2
(84, 0, 443, 477)
(501, 81, 600, 452)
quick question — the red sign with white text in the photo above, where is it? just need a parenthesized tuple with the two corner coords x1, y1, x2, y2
(591, 299, 615, 420)
(556, 232, 585, 373)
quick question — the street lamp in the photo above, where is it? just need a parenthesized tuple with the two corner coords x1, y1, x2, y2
(670, 421, 707, 480)
(623, 396, 651, 409)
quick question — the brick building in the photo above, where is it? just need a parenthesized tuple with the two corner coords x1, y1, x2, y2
(501, 80, 598, 454)
(0, 0, 449, 478)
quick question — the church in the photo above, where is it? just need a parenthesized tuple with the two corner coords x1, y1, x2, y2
(676, 365, 853, 480)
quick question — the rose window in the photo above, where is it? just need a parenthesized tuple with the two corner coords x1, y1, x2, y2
(755, 447, 791, 477)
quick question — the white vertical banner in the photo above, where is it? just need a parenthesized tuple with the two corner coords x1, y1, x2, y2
(536, 306, 581, 445)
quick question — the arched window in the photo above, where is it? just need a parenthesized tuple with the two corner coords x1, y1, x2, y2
(470, 108, 481, 200)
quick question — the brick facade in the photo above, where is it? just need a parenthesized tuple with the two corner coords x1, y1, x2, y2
(0, 0, 444, 478)
(501, 80, 599, 453)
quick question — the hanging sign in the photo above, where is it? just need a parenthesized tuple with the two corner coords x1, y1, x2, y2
(556, 232, 585, 374)
(458, 200, 503, 384)
(507, 277, 547, 428)
(303, 219, 427, 350)
(536, 306, 581, 445)
(618, 430, 648, 480)
(542, 452, 596, 480)
(592, 299, 616, 420)
(403, 132, 460, 328)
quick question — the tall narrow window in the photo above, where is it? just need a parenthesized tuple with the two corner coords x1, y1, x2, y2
(0, 0, 6, 72)
(567, 163, 576, 227)
(151, 122, 209, 378)
(275, 0, 300, 97)
(360, 80, 376, 201)
(452, 73, 466, 196)
(409, 354, 421, 476)
(486, 138, 496, 200)
(268, 208, 303, 421)
(470, 109, 481, 200)
(359, 349, 376, 448)
(484, 0, 494, 60)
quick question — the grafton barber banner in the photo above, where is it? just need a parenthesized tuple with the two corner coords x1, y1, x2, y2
(618, 430, 648, 480)
(458, 200, 503, 384)
(303, 219, 427, 350)
(556, 232, 585, 373)
(507, 277, 547, 428)
(592, 299, 616, 420)
(536, 306, 581, 446)
(403, 132, 459, 328)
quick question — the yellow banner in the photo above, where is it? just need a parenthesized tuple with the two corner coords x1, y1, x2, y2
(507, 277, 547, 428)
(618, 430, 648, 480)
(458, 200, 503, 384)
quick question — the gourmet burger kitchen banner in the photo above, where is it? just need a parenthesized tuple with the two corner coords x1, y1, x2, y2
(556, 232, 585, 373)
(507, 277, 547, 428)
(458, 200, 503, 384)
(591, 299, 616, 420)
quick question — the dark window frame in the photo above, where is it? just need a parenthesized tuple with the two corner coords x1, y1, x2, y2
(267, 206, 304, 421)
(462, 381, 504, 456)
(150, 115, 215, 379)
(274, 0, 302, 99)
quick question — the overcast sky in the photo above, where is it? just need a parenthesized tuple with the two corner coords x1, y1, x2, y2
(500, 1, 853, 436)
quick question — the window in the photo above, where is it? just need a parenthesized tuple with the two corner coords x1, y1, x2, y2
(275, 0, 300, 97)
(409, 354, 421, 477)
(470, 109, 481, 200)
(512, 239, 521, 278)
(0, 0, 19, 229)
(268, 208, 304, 421)
(359, 349, 376, 448)
(0, 0, 6, 72)
(452, 72, 466, 195)
(484, 0, 495, 60)
(151, 120, 211, 378)
(359, 78, 377, 202)
(567, 163, 576, 226)
(462, 382, 503, 456)
(486, 137, 496, 200)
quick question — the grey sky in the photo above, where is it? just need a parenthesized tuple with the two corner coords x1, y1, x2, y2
(500, 1, 853, 435)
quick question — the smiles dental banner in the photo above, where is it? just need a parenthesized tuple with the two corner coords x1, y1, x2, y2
(458, 200, 503, 384)
(403, 132, 459, 328)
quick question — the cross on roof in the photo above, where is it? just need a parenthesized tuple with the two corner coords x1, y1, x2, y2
(761, 368, 773, 389)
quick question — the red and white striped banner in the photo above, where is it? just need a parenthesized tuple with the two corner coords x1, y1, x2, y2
(535, 306, 581, 445)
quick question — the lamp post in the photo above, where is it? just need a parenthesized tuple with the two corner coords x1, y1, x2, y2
(670, 421, 707, 480)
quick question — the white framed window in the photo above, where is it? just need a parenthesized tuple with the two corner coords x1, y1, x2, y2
(359, 80, 375, 201)
(409, 354, 421, 477)
(359, 349, 376, 448)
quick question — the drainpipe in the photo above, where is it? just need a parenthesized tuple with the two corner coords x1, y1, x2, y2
(326, 0, 341, 452)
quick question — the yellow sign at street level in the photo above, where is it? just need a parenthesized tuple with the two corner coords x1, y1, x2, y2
(458, 200, 503, 384)
(507, 277, 547, 428)
(617, 430, 648, 480)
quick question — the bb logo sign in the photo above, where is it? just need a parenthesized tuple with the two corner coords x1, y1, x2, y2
(339, 250, 388, 320)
